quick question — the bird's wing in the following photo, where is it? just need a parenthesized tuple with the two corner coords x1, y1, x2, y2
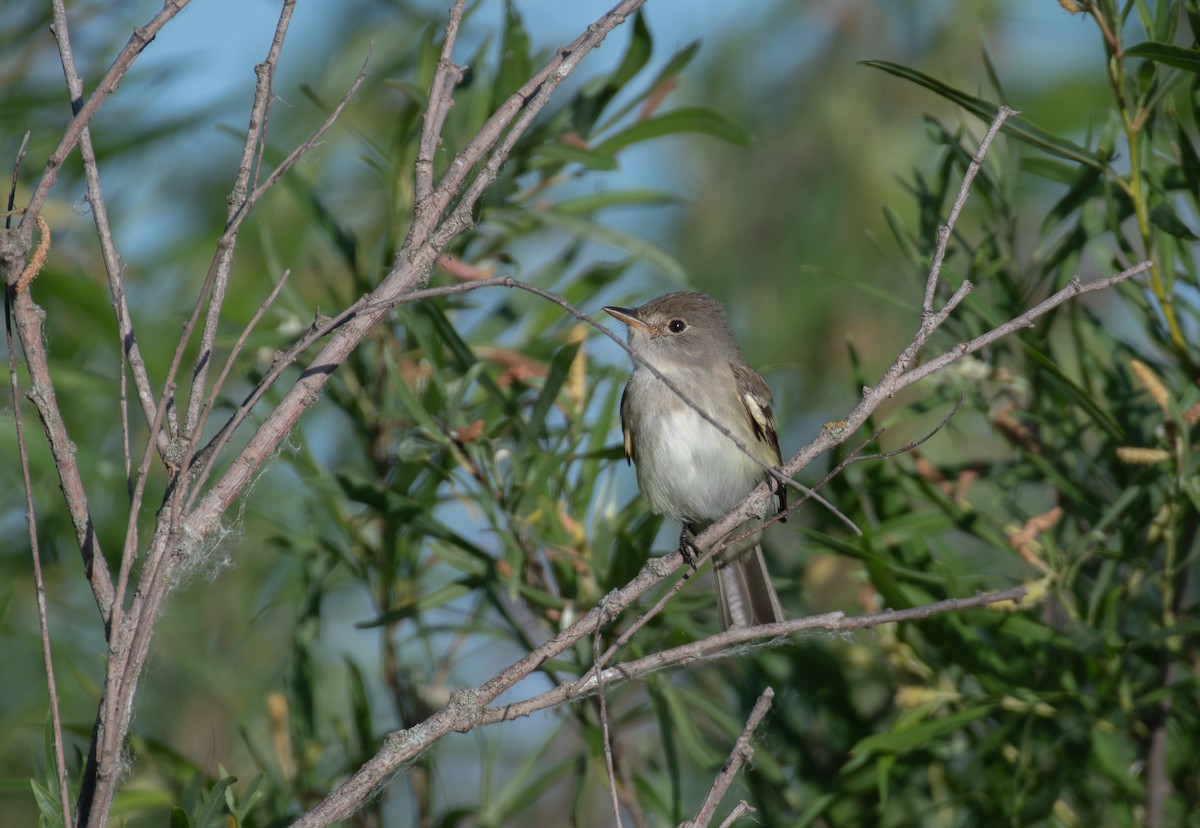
(619, 383, 634, 465)
(731, 361, 787, 516)
(730, 362, 782, 464)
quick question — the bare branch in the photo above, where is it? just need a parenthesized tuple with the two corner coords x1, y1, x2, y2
(487, 587, 1028, 725)
(22, 0, 192, 231)
(283, 585, 1027, 828)
(403, 0, 649, 254)
(596, 605, 626, 828)
(182, 0, 299, 445)
(414, 0, 467, 208)
(50, 0, 178, 456)
(4, 132, 30, 219)
(181, 53, 372, 508)
(6, 288, 115, 620)
(681, 687, 774, 828)
(5, 190, 73, 828)
(6, 130, 71, 826)
(716, 802, 755, 828)
(922, 106, 1016, 318)
(196, 268, 293, 441)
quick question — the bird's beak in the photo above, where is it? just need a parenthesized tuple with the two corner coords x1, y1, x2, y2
(602, 305, 650, 331)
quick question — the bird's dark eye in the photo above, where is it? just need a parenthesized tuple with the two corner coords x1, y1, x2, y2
(667, 319, 687, 333)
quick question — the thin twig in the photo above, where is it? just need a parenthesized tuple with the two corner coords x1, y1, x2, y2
(595, 605, 626, 828)
(922, 106, 1016, 318)
(183, 0, 298, 444)
(414, 0, 467, 209)
(5, 132, 29, 220)
(7, 288, 114, 620)
(681, 687, 774, 828)
(5, 143, 73, 828)
(51, 0, 177, 456)
(486, 587, 1028, 725)
(22, 0, 192, 230)
(228, 49, 372, 241)
(813, 394, 965, 478)
(196, 268, 293, 436)
(120, 325, 132, 501)
(401, 1, 647, 256)
(716, 802, 755, 828)
(181, 53, 372, 510)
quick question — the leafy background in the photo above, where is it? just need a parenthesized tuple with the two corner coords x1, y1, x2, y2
(1, 0, 1197, 825)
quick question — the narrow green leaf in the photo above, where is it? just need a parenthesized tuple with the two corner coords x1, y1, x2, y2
(494, 0, 532, 105)
(420, 303, 516, 415)
(359, 580, 474, 625)
(529, 142, 618, 172)
(796, 793, 838, 828)
(610, 10, 653, 89)
(596, 40, 702, 133)
(1020, 157, 1082, 184)
(817, 263, 917, 312)
(881, 204, 923, 269)
(552, 188, 679, 216)
(193, 776, 236, 828)
(656, 681, 724, 766)
(1126, 41, 1200, 74)
(1150, 200, 1199, 239)
(1175, 116, 1200, 195)
(1020, 342, 1124, 440)
(516, 207, 687, 281)
(517, 341, 580, 455)
(344, 658, 373, 758)
(851, 705, 993, 755)
(861, 60, 1108, 169)
(484, 726, 573, 821)
(29, 778, 60, 824)
(871, 507, 955, 545)
(595, 107, 752, 155)
(1041, 164, 1103, 236)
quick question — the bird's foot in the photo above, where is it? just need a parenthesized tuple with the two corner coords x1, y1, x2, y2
(678, 524, 701, 571)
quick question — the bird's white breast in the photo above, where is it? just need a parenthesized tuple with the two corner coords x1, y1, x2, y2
(633, 397, 762, 524)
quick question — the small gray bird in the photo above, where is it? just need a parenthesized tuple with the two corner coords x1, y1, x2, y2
(604, 291, 785, 630)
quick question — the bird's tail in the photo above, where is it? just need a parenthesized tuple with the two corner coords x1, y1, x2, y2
(714, 537, 783, 630)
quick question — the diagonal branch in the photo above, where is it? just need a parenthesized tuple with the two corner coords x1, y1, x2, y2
(414, 0, 467, 209)
(5, 136, 73, 828)
(487, 587, 1028, 724)
(180, 53, 372, 510)
(50, 0, 177, 458)
(22, 0, 192, 233)
(6, 291, 115, 621)
(681, 687, 774, 828)
(921, 106, 1014, 317)
(181, 0, 299, 444)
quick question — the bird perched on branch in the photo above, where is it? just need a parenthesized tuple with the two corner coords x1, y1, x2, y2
(604, 291, 786, 630)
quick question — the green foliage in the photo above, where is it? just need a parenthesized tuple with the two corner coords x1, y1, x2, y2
(4, 1, 1199, 826)
(750, 4, 1200, 826)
